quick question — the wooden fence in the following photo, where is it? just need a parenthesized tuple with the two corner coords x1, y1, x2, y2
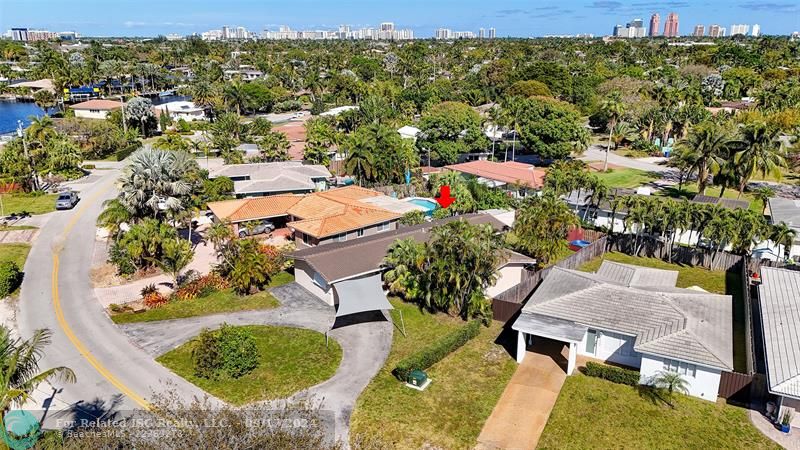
(718, 371, 754, 403)
(610, 234, 743, 271)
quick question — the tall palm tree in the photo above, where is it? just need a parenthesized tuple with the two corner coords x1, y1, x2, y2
(753, 186, 775, 215)
(97, 199, 133, 238)
(1, 327, 76, 413)
(117, 148, 198, 220)
(734, 122, 787, 197)
(600, 94, 624, 171)
(770, 222, 797, 261)
(383, 238, 425, 299)
(673, 121, 741, 195)
(223, 79, 247, 116)
(344, 137, 376, 186)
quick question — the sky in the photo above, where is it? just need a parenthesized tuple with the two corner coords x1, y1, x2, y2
(1, 0, 799, 38)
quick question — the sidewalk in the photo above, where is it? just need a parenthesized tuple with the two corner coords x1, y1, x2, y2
(749, 408, 800, 450)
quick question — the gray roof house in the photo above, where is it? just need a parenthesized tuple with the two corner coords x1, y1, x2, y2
(757, 267, 800, 427)
(210, 161, 332, 198)
(512, 261, 733, 401)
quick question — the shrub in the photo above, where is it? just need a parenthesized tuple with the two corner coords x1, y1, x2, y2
(583, 361, 641, 386)
(140, 283, 158, 298)
(109, 303, 124, 313)
(82, 164, 96, 170)
(274, 100, 303, 113)
(192, 324, 260, 379)
(143, 291, 167, 308)
(115, 143, 140, 161)
(0, 261, 23, 297)
(394, 320, 481, 381)
(177, 118, 191, 133)
(173, 273, 229, 301)
(399, 210, 426, 226)
(109, 241, 136, 276)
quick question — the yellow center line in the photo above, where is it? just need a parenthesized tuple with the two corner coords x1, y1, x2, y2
(50, 175, 152, 410)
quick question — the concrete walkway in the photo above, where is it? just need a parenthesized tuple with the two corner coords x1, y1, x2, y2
(476, 338, 568, 450)
(118, 282, 393, 445)
(749, 407, 800, 450)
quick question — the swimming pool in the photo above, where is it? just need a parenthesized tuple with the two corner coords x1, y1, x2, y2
(405, 198, 438, 215)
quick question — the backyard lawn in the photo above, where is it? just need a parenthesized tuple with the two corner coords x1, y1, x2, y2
(349, 298, 518, 449)
(110, 272, 292, 324)
(157, 325, 341, 404)
(595, 168, 660, 189)
(659, 185, 761, 212)
(1, 193, 57, 215)
(0, 243, 31, 268)
(538, 375, 779, 450)
(579, 252, 746, 372)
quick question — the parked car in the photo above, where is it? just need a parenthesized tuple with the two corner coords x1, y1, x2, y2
(55, 191, 80, 210)
(238, 219, 275, 238)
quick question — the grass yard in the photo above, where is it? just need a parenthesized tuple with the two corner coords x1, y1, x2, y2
(0, 243, 31, 268)
(349, 299, 518, 449)
(0, 225, 37, 231)
(1, 193, 57, 216)
(659, 185, 762, 213)
(538, 375, 779, 450)
(579, 252, 746, 372)
(157, 325, 341, 404)
(595, 168, 661, 189)
(110, 272, 292, 324)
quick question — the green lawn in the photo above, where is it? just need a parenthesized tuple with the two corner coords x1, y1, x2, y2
(0, 243, 31, 268)
(595, 168, 661, 189)
(579, 252, 746, 372)
(659, 186, 761, 213)
(0, 193, 57, 216)
(110, 272, 293, 324)
(157, 325, 342, 405)
(349, 299, 518, 449)
(0, 225, 37, 231)
(538, 375, 779, 450)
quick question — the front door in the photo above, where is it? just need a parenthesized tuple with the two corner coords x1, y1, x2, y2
(585, 329, 597, 355)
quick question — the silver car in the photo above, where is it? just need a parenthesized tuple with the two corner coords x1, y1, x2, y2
(55, 191, 80, 210)
(238, 219, 276, 238)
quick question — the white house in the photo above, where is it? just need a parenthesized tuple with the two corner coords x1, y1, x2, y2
(512, 261, 733, 401)
(397, 125, 420, 141)
(767, 197, 800, 261)
(70, 99, 123, 120)
(153, 101, 206, 121)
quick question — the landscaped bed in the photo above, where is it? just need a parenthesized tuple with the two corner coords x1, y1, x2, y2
(110, 272, 292, 324)
(0, 243, 31, 268)
(349, 298, 517, 449)
(537, 374, 779, 449)
(157, 325, 342, 404)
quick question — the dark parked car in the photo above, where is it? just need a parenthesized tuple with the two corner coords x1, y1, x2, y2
(55, 191, 80, 210)
(238, 219, 276, 238)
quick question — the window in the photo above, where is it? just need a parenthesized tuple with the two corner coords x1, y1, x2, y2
(89, 109, 100, 113)
(302, 233, 312, 246)
(662, 359, 696, 377)
(336, 233, 347, 242)
(357, 229, 364, 237)
(377, 222, 390, 232)
(312, 271, 328, 289)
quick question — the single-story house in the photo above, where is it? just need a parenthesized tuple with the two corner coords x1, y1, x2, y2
(210, 161, 331, 198)
(512, 261, 733, 401)
(70, 99, 123, 119)
(767, 197, 800, 260)
(291, 214, 534, 305)
(397, 125, 420, 141)
(320, 106, 358, 117)
(207, 186, 415, 246)
(445, 160, 545, 197)
(7, 78, 56, 94)
(757, 266, 800, 428)
(153, 101, 206, 121)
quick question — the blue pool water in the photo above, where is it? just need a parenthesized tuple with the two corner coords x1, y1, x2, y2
(0, 100, 48, 134)
(407, 198, 438, 215)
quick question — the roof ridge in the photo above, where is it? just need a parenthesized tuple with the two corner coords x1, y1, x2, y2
(681, 329, 730, 369)
(774, 372, 800, 390)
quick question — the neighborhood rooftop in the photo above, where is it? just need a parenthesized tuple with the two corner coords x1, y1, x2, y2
(210, 161, 331, 195)
(691, 194, 750, 210)
(69, 99, 124, 110)
(445, 160, 546, 189)
(768, 197, 800, 230)
(516, 262, 734, 371)
(758, 266, 800, 399)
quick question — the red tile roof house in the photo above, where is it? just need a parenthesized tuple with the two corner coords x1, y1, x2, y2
(69, 99, 123, 120)
(444, 160, 546, 197)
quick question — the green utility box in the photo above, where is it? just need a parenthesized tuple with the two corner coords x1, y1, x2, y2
(408, 369, 428, 387)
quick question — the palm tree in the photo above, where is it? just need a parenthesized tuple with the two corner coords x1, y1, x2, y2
(97, 199, 133, 238)
(753, 186, 775, 215)
(153, 134, 190, 151)
(673, 121, 741, 195)
(610, 122, 639, 150)
(149, 239, 194, 288)
(117, 148, 198, 220)
(0, 327, 76, 413)
(344, 134, 376, 185)
(653, 370, 689, 407)
(706, 211, 737, 267)
(206, 220, 234, 253)
(25, 116, 56, 147)
(600, 94, 624, 171)
(734, 122, 787, 197)
(770, 222, 797, 261)
(223, 79, 247, 116)
(383, 238, 425, 298)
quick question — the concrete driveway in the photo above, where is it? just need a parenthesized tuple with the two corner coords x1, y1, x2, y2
(119, 282, 394, 445)
(477, 338, 569, 450)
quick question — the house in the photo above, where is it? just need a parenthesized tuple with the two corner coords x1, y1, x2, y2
(69, 99, 123, 119)
(210, 161, 331, 197)
(153, 101, 206, 121)
(207, 186, 422, 247)
(512, 261, 733, 401)
(320, 106, 358, 117)
(757, 267, 800, 428)
(397, 125, 420, 141)
(223, 69, 265, 81)
(291, 214, 534, 305)
(444, 160, 545, 197)
(767, 197, 800, 260)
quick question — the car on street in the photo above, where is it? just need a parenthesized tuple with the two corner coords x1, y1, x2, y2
(238, 219, 276, 237)
(55, 191, 80, 210)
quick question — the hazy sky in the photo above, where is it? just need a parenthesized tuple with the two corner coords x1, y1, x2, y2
(1, 0, 799, 37)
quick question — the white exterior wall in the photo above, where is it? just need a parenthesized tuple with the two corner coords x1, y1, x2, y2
(294, 262, 334, 305)
(577, 328, 642, 368)
(639, 354, 722, 401)
(486, 264, 525, 298)
(74, 109, 112, 119)
(592, 210, 626, 233)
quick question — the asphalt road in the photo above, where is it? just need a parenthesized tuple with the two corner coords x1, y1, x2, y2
(17, 167, 208, 427)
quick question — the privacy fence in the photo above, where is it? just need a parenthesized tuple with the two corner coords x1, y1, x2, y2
(609, 234, 744, 271)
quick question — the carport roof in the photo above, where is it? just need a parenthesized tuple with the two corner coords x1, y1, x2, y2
(512, 313, 587, 343)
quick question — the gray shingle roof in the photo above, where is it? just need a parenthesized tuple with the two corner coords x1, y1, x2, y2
(517, 263, 733, 370)
(768, 197, 800, 233)
(758, 267, 800, 399)
(212, 162, 331, 195)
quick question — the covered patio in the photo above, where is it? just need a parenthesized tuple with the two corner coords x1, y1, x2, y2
(512, 313, 588, 375)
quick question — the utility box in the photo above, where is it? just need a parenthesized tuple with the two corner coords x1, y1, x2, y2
(408, 370, 428, 387)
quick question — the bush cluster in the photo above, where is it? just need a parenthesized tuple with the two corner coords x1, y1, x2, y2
(173, 273, 229, 301)
(0, 261, 23, 297)
(584, 361, 641, 386)
(115, 143, 140, 161)
(394, 320, 481, 381)
(192, 324, 260, 379)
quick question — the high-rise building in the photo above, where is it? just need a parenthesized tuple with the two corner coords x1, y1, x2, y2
(380, 22, 395, 32)
(663, 12, 679, 37)
(11, 28, 29, 41)
(693, 25, 705, 37)
(751, 24, 761, 37)
(488, 27, 496, 39)
(649, 13, 660, 37)
(613, 24, 625, 37)
(708, 24, 723, 37)
(730, 24, 749, 36)
(221, 26, 230, 39)
(479, 28, 485, 39)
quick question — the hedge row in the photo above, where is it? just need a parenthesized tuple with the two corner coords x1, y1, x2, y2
(115, 143, 140, 161)
(394, 320, 481, 381)
(0, 262, 22, 298)
(584, 361, 641, 386)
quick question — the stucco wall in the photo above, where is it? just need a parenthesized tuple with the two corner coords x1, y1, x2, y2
(74, 109, 111, 120)
(639, 354, 721, 401)
(486, 264, 525, 298)
(294, 260, 334, 305)
(296, 220, 398, 247)
(577, 328, 642, 368)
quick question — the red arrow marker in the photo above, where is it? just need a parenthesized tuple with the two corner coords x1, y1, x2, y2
(435, 185, 455, 208)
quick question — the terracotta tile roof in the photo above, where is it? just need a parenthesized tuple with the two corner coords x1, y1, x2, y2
(289, 205, 399, 238)
(207, 195, 302, 223)
(70, 99, 124, 110)
(444, 160, 546, 189)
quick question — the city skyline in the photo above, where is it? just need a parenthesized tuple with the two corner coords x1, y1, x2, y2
(1, 0, 799, 38)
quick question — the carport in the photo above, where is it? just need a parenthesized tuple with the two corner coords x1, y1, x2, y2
(325, 273, 405, 344)
(512, 312, 587, 375)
